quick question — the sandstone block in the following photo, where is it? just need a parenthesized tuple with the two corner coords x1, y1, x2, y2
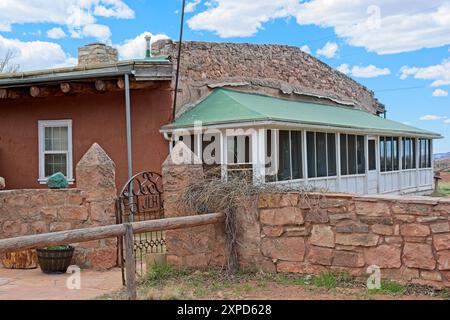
(335, 233, 379, 247)
(260, 206, 304, 226)
(261, 237, 305, 261)
(437, 250, 450, 270)
(355, 200, 390, 216)
(430, 222, 450, 234)
(261, 226, 284, 237)
(400, 224, 430, 237)
(433, 234, 450, 251)
(402, 243, 436, 270)
(333, 250, 365, 267)
(310, 225, 335, 248)
(372, 224, 394, 235)
(364, 245, 401, 268)
(307, 246, 333, 266)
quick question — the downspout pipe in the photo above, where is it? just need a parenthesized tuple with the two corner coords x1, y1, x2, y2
(124, 73, 133, 180)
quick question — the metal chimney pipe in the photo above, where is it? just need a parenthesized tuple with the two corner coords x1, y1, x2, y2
(145, 35, 152, 58)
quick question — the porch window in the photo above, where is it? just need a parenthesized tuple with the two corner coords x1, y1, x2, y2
(227, 135, 252, 179)
(340, 134, 365, 175)
(380, 136, 399, 172)
(307, 131, 336, 178)
(266, 130, 303, 182)
(38, 120, 73, 184)
(402, 138, 416, 170)
(419, 139, 432, 168)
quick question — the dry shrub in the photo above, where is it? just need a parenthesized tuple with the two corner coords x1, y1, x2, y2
(180, 166, 328, 273)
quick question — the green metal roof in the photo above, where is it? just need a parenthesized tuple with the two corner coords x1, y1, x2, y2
(164, 89, 441, 138)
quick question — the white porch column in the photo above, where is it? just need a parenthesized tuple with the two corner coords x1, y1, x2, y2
(416, 138, 420, 191)
(398, 136, 403, 194)
(376, 136, 381, 194)
(364, 135, 369, 194)
(302, 130, 309, 185)
(220, 129, 227, 181)
(336, 133, 341, 192)
(253, 128, 266, 184)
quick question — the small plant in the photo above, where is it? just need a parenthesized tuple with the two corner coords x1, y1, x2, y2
(44, 245, 72, 251)
(313, 272, 337, 289)
(368, 280, 406, 295)
(146, 264, 179, 283)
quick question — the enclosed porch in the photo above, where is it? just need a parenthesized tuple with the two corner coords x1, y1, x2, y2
(161, 89, 441, 195)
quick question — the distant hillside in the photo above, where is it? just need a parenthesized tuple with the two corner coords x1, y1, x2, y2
(435, 152, 450, 160)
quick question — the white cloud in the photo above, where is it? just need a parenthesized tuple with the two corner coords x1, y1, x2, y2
(0, 35, 75, 72)
(316, 41, 338, 58)
(336, 64, 350, 74)
(420, 115, 447, 121)
(186, 0, 202, 13)
(47, 27, 67, 39)
(80, 24, 112, 43)
(351, 65, 391, 78)
(188, 0, 299, 38)
(444, 119, 450, 123)
(336, 64, 390, 78)
(0, 0, 134, 42)
(115, 31, 170, 60)
(187, 0, 450, 54)
(433, 88, 449, 97)
(400, 58, 450, 87)
(300, 45, 311, 54)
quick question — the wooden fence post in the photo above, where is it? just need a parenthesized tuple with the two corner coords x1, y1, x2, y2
(124, 223, 137, 300)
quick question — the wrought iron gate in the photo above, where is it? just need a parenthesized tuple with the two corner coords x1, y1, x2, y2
(116, 171, 165, 280)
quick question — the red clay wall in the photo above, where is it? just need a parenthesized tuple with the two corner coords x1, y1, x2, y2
(0, 83, 172, 190)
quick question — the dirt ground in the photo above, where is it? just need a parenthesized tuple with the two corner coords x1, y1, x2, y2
(0, 267, 123, 300)
(102, 268, 448, 301)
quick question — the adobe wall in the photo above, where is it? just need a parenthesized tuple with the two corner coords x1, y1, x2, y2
(0, 84, 172, 190)
(163, 161, 450, 288)
(0, 143, 118, 270)
(153, 40, 384, 115)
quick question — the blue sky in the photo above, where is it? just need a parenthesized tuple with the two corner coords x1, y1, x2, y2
(0, 0, 449, 153)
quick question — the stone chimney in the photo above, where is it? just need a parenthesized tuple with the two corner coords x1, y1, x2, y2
(78, 43, 118, 66)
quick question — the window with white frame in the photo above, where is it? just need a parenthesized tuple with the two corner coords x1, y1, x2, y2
(418, 138, 432, 168)
(265, 129, 303, 182)
(307, 131, 336, 178)
(380, 136, 399, 172)
(38, 120, 73, 183)
(340, 134, 365, 175)
(402, 137, 416, 170)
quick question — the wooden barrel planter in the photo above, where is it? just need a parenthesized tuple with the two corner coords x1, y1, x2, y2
(1, 250, 38, 269)
(37, 246, 75, 274)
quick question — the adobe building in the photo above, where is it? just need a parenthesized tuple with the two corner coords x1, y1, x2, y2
(0, 39, 441, 194)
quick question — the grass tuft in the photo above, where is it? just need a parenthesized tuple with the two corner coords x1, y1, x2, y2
(313, 272, 337, 289)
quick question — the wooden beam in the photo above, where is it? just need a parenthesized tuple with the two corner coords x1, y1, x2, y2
(124, 224, 137, 300)
(0, 212, 224, 253)
(0, 89, 8, 99)
(95, 80, 107, 92)
(0, 88, 27, 99)
(117, 78, 125, 90)
(30, 86, 57, 98)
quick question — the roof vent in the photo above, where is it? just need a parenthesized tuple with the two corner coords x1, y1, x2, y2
(78, 43, 118, 66)
(145, 35, 152, 58)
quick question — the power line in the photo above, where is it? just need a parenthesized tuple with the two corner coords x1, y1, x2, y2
(172, 0, 186, 121)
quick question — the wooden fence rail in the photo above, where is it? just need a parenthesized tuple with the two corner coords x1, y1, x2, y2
(0, 212, 225, 300)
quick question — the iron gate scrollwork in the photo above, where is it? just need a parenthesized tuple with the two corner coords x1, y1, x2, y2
(116, 171, 165, 279)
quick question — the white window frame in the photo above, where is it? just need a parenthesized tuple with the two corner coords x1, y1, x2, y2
(38, 119, 74, 184)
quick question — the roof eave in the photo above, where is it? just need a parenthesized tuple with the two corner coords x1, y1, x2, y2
(160, 119, 442, 139)
(0, 59, 172, 88)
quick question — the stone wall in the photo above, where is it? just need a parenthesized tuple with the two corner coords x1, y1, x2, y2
(163, 161, 450, 288)
(78, 43, 118, 66)
(0, 143, 117, 270)
(153, 40, 384, 115)
(162, 156, 227, 268)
